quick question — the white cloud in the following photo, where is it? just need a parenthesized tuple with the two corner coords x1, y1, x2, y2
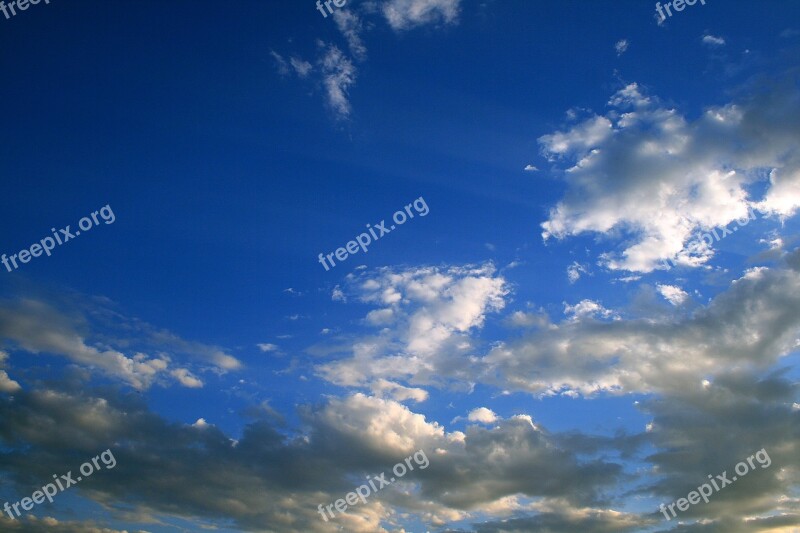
(615, 39, 629, 56)
(539, 79, 800, 272)
(370, 378, 429, 402)
(467, 407, 498, 424)
(567, 261, 589, 284)
(0, 298, 240, 390)
(563, 300, 617, 321)
(320, 45, 357, 119)
(485, 260, 800, 397)
(381, 0, 461, 31)
(316, 264, 508, 387)
(170, 368, 203, 388)
(702, 33, 726, 46)
(333, 9, 367, 60)
(332, 285, 347, 302)
(192, 418, 210, 429)
(524, 164, 538, 171)
(289, 56, 313, 78)
(656, 283, 689, 305)
(257, 343, 279, 352)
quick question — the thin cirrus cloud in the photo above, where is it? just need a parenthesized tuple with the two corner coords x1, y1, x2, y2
(271, 0, 463, 119)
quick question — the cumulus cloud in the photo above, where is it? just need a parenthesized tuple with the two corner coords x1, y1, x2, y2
(0, 384, 630, 532)
(315, 264, 508, 388)
(485, 258, 800, 397)
(467, 407, 498, 424)
(563, 299, 617, 321)
(656, 283, 689, 305)
(539, 76, 800, 272)
(370, 378, 429, 402)
(615, 39, 629, 55)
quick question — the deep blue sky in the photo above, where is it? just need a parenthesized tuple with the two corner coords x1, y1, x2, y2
(1, 1, 799, 532)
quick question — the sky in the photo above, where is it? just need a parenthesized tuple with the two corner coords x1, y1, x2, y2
(0, 0, 799, 531)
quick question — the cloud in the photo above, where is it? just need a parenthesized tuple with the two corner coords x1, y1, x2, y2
(332, 285, 346, 302)
(0, 350, 20, 393)
(702, 33, 726, 46)
(370, 378, 429, 402)
(315, 264, 508, 388)
(289, 56, 313, 78)
(567, 261, 589, 284)
(381, 0, 461, 31)
(257, 343, 279, 352)
(0, 384, 629, 532)
(170, 368, 203, 388)
(333, 9, 367, 61)
(467, 407, 497, 424)
(320, 45, 358, 119)
(485, 258, 800, 397)
(563, 299, 617, 321)
(270, 50, 290, 76)
(524, 164, 538, 171)
(615, 39, 629, 56)
(539, 76, 800, 272)
(0, 296, 240, 390)
(656, 283, 689, 305)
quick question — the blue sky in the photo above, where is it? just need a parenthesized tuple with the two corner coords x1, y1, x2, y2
(1, 0, 800, 531)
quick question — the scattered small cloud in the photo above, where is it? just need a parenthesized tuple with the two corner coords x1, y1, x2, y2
(563, 299, 617, 321)
(702, 33, 726, 46)
(332, 285, 346, 302)
(257, 343, 279, 353)
(615, 39, 629, 56)
(467, 407, 498, 424)
(656, 284, 689, 306)
(567, 261, 589, 284)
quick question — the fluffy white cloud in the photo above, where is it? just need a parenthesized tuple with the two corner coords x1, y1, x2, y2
(656, 283, 689, 305)
(316, 264, 508, 387)
(467, 407, 498, 424)
(485, 257, 800, 397)
(370, 378, 429, 402)
(539, 78, 800, 272)
(563, 299, 617, 321)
